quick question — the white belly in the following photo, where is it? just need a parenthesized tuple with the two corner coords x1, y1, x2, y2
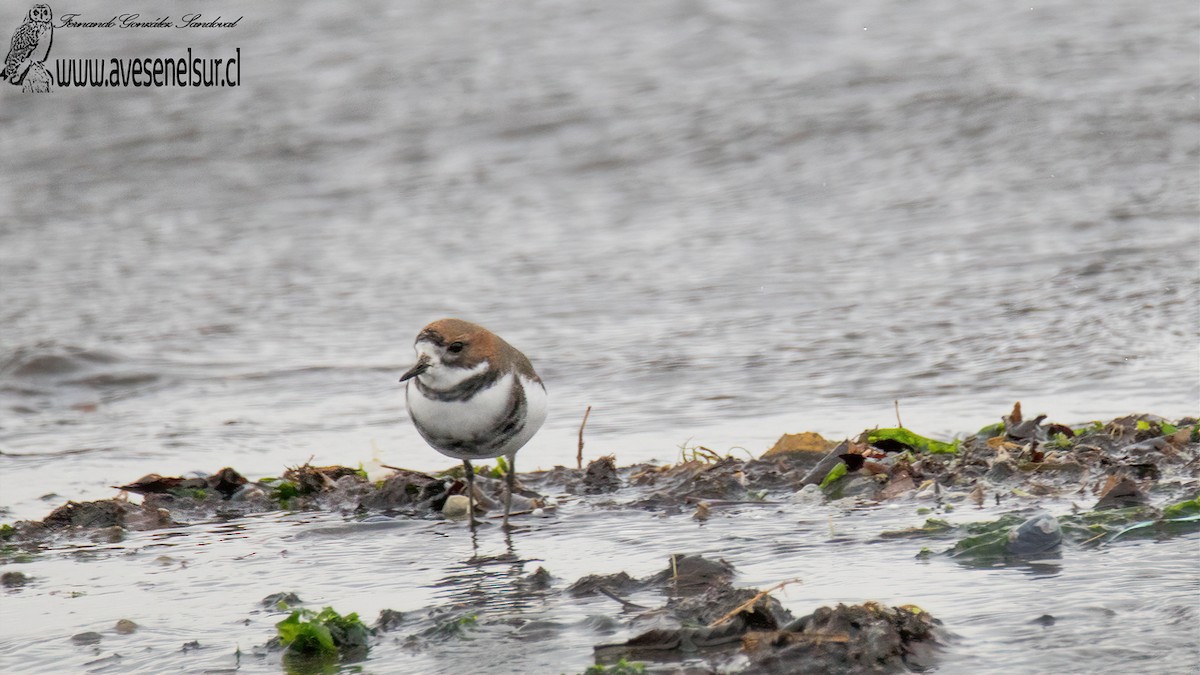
(405, 373, 547, 460)
(407, 372, 515, 443)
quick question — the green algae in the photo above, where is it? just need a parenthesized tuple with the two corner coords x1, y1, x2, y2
(269, 480, 302, 508)
(1162, 494, 1200, 519)
(880, 518, 956, 539)
(868, 428, 959, 454)
(584, 658, 648, 674)
(1100, 494, 1200, 542)
(819, 462, 847, 489)
(276, 606, 370, 658)
(975, 422, 1005, 439)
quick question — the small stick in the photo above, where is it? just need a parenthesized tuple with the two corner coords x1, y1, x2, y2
(708, 578, 802, 627)
(576, 405, 592, 470)
(596, 586, 647, 611)
(894, 399, 904, 428)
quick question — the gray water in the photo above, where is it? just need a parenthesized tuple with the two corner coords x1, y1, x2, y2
(0, 0, 1198, 672)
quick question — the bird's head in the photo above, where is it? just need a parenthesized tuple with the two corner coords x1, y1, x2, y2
(30, 4, 52, 22)
(399, 318, 500, 390)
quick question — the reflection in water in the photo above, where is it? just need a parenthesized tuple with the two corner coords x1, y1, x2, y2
(430, 529, 545, 615)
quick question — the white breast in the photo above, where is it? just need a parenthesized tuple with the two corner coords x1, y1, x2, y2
(406, 371, 515, 444)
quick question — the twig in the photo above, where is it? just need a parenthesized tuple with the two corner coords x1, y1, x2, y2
(894, 399, 904, 428)
(708, 578, 803, 627)
(576, 405, 592, 470)
(596, 585, 646, 611)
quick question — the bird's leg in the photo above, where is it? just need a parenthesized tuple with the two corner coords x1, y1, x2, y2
(463, 459, 476, 530)
(503, 452, 516, 530)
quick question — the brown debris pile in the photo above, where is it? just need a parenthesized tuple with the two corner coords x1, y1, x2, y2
(523, 407, 1199, 514)
(744, 602, 943, 674)
(3, 461, 541, 544)
(5, 409, 1194, 548)
(588, 554, 943, 674)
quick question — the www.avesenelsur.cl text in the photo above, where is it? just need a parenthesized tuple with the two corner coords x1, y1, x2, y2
(53, 49, 240, 87)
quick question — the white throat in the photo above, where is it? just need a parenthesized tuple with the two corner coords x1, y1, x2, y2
(418, 358, 489, 391)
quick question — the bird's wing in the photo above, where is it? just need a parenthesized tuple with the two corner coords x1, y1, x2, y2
(30, 24, 51, 63)
(3, 20, 41, 82)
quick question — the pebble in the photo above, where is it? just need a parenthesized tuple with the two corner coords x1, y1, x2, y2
(442, 495, 471, 519)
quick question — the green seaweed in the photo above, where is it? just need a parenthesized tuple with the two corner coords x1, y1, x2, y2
(168, 487, 208, 501)
(975, 422, 1005, 439)
(1108, 515, 1200, 541)
(277, 612, 335, 655)
(271, 481, 301, 508)
(1058, 504, 1199, 544)
(0, 524, 15, 541)
(584, 658, 648, 675)
(494, 455, 510, 477)
(941, 514, 1030, 561)
(880, 518, 955, 539)
(0, 544, 38, 564)
(819, 462, 847, 489)
(1162, 494, 1200, 519)
(1135, 420, 1180, 436)
(439, 463, 504, 479)
(868, 428, 959, 454)
(960, 514, 1026, 535)
(948, 529, 1010, 560)
(276, 607, 370, 657)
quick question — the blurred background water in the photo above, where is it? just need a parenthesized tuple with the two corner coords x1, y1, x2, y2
(0, 1, 1198, 673)
(1, 0, 1197, 515)
(1, 0, 1197, 520)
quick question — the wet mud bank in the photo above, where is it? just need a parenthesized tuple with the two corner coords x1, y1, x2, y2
(2, 406, 1197, 673)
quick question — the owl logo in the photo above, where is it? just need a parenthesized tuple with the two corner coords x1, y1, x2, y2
(2, 4, 54, 90)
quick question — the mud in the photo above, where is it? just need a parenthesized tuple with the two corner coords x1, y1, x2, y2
(1, 408, 1196, 673)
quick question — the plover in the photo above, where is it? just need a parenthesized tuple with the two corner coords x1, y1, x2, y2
(399, 319, 547, 528)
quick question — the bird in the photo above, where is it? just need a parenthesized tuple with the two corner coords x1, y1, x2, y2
(399, 319, 547, 529)
(2, 4, 54, 86)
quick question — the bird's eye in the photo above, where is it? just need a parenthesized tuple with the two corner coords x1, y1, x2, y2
(447, 342, 465, 354)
